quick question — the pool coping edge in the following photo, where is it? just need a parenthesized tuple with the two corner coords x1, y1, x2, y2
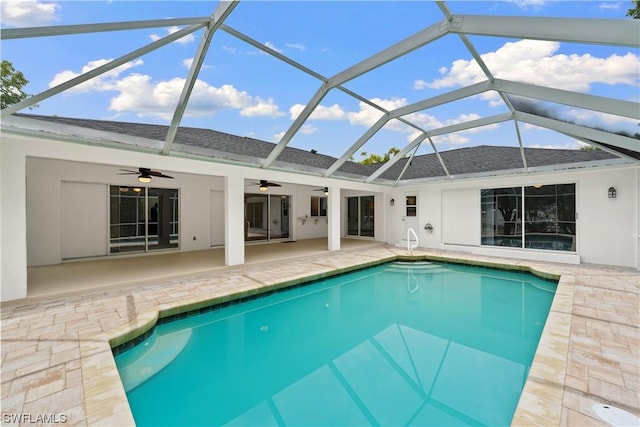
(89, 253, 567, 426)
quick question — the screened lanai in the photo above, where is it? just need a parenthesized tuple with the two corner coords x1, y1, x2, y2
(1, 5, 639, 425)
(1, 0, 639, 304)
(1, 0, 638, 180)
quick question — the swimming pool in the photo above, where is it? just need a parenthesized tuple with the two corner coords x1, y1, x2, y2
(115, 260, 556, 426)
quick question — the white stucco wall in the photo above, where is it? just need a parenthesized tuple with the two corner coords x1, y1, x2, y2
(25, 157, 226, 265)
(1, 129, 637, 302)
(384, 166, 639, 268)
(576, 167, 637, 267)
(1, 138, 28, 302)
(0, 133, 353, 300)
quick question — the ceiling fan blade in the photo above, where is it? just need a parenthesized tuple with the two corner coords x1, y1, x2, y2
(157, 173, 174, 179)
(117, 169, 139, 175)
(258, 179, 281, 187)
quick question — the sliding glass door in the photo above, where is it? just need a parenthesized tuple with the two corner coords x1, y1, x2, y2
(110, 186, 179, 253)
(147, 188, 179, 250)
(245, 194, 268, 241)
(244, 194, 290, 242)
(347, 195, 375, 237)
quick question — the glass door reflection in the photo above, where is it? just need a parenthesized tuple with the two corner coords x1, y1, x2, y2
(244, 194, 291, 242)
(109, 186, 179, 254)
(110, 186, 147, 253)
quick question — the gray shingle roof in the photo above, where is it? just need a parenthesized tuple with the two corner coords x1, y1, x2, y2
(15, 114, 621, 183)
(370, 145, 619, 181)
(15, 114, 374, 178)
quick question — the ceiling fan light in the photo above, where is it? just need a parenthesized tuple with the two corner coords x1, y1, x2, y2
(259, 185, 269, 192)
(119, 187, 129, 193)
(133, 187, 142, 193)
(138, 175, 152, 183)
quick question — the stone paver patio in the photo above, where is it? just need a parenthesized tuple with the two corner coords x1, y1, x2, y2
(1, 244, 638, 426)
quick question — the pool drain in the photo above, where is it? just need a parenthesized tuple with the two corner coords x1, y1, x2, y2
(592, 404, 639, 426)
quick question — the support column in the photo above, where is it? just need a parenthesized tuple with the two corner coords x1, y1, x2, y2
(224, 175, 245, 266)
(327, 184, 341, 251)
(1, 138, 28, 301)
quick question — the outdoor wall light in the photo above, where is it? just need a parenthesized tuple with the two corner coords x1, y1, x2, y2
(390, 198, 395, 206)
(424, 223, 434, 232)
(608, 187, 617, 198)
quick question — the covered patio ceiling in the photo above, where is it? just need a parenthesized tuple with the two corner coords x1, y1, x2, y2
(1, 1, 638, 185)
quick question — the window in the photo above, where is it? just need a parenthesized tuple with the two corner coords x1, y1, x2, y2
(406, 195, 417, 217)
(310, 196, 327, 217)
(481, 184, 575, 251)
(524, 184, 576, 251)
(110, 186, 179, 253)
(481, 187, 522, 248)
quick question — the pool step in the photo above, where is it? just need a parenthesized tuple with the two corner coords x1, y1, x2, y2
(117, 328, 192, 392)
(388, 261, 439, 269)
(385, 262, 449, 274)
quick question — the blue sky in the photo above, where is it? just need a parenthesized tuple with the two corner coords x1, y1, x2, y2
(1, 0, 638, 159)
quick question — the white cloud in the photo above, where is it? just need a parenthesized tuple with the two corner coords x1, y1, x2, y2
(49, 59, 284, 120)
(149, 26, 195, 44)
(289, 103, 346, 121)
(526, 142, 582, 149)
(347, 98, 407, 127)
(291, 98, 407, 128)
(598, 2, 622, 10)
(49, 59, 144, 92)
(431, 133, 471, 146)
(110, 78, 283, 120)
(182, 58, 213, 71)
(264, 41, 283, 54)
(240, 97, 284, 118)
(314, 104, 347, 120)
(300, 124, 318, 135)
(505, 0, 546, 10)
(563, 107, 638, 131)
(289, 96, 498, 146)
(0, 0, 60, 26)
(418, 39, 640, 95)
(286, 43, 306, 52)
(405, 111, 498, 146)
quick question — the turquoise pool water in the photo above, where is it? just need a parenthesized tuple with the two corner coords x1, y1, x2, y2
(115, 261, 556, 426)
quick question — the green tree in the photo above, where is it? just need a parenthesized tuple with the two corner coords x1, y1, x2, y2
(1, 60, 29, 109)
(627, 0, 639, 18)
(579, 144, 600, 151)
(358, 147, 402, 164)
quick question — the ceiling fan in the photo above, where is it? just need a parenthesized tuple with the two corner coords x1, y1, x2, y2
(314, 187, 329, 195)
(118, 167, 174, 183)
(247, 179, 282, 192)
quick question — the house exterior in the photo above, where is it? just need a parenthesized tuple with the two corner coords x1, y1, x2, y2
(1, 114, 637, 302)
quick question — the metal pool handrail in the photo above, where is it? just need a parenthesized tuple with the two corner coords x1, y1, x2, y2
(407, 227, 419, 254)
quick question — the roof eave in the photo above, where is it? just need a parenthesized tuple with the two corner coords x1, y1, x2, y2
(394, 157, 635, 186)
